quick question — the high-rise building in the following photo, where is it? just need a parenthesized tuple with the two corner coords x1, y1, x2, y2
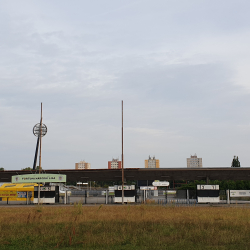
(75, 160, 91, 170)
(108, 158, 122, 169)
(145, 156, 160, 168)
(187, 154, 202, 168)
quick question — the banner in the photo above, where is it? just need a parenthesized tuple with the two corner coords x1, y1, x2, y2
(12, 174, 66, 183)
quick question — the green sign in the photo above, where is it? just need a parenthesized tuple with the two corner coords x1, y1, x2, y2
(12, 174, 66, 183)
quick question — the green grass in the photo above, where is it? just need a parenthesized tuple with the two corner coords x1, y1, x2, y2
(0, 205, 250, 249)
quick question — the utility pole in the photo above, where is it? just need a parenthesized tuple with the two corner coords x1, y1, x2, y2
(122, 100, 124, 204)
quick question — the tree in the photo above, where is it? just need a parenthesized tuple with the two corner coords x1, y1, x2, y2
(21, 167, 32, 171)
(21, 166, 42, 171)
(0, 167, 4, 171)
(231, 156, 241, 168)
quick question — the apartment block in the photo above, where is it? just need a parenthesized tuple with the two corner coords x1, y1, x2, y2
(187, 154, 202, 168)
(108, 158, 122, 169)
(75, 160, 91, 170)
(145, 156, 160, 168)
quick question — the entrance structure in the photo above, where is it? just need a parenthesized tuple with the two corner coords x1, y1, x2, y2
(10, 173, 66, 204)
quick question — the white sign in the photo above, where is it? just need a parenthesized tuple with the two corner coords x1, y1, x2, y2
(230, 190, 250, 197)
(140, 186, 157, 190)
(197, 197, 220, 203)
(108, 186, 115, 192)
(152, 181, 169, 187)
(39, 186, 55, 191)
(115, 185, 135, 190)
(197, 185, 219, 190)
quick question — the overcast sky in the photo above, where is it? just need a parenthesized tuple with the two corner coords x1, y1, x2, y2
(1, 0, 250, 170)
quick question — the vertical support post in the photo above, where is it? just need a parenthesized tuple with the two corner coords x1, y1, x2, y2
(187, 189, 189, 204)
(122, 100, 124, 205)
(85, 190, 87, 204)
(64, 191, 67, 204)
(106, 189, 108, 204)
(227, 190, 230, 204)
(33, 137, 40, 170)
(206, 176, 209, 185)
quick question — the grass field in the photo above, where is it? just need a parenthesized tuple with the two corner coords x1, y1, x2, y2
(0, 204, 250, 249)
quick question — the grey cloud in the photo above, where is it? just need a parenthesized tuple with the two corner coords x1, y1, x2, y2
(1, 1, 250, 170)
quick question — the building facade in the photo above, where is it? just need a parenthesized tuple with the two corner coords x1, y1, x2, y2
(75, 161, 91, 170)
(187, 154, 202, 168)
(108, 158, 122, 169)
(145, 156, 160, 168)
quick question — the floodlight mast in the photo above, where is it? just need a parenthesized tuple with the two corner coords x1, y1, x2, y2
(32, 102, 47, 205)
(38, 102, 42, 205)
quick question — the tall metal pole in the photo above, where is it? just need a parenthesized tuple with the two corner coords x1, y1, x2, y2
(39, 103, 42, 174)
(33, 136, 39, 170)
(38, 102, 42, 205)
(122, 100, 124, 204)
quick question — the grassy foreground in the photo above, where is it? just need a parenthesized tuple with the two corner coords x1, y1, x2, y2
(0, 204, 250, 249)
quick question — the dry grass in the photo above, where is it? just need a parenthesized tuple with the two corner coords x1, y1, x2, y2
(0, 204, 250, 249)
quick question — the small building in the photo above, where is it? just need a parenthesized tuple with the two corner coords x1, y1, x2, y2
(145, 156, 160, 168)
(114, 185, 136, 203)
(187, 154, 202, 168)
(0, 183, 39, 202)
(0, 183, 60, 204)
(108, 158, 122, 169)
(197, 184, 220, 203)
(75, 161, 91, 170)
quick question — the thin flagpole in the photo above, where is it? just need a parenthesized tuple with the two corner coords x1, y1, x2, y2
(122, 100, 124, 204)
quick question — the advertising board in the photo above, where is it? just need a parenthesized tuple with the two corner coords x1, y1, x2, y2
(0, 191, 17, 198)
(230, 190, 250, 197)
(17, 192, 27, 198)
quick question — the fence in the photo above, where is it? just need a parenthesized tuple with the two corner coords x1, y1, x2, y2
(3, 188, 250, 205)
(68, 190, 109, 204)
(158, 199, 197, 206)
(68, 189, 173, 204)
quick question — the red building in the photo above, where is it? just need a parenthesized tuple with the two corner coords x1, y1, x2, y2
(108, 158, 122, 169)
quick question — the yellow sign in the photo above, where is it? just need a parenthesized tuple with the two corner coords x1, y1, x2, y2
(0, 191, 17, 198)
